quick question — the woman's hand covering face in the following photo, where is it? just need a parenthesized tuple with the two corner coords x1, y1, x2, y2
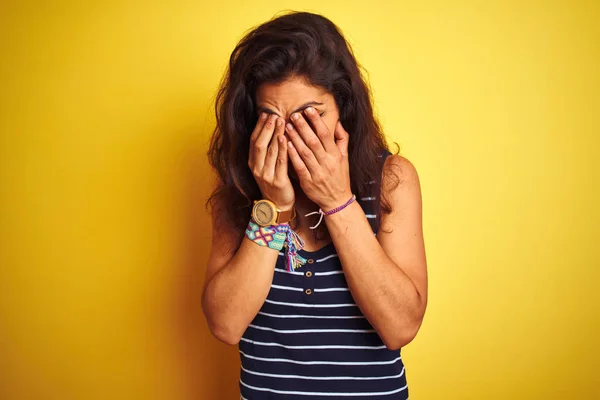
(248, 113, 295, 210)
(284, 107, 352, 211)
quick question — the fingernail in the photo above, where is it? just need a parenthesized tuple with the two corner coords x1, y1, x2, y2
(286, 123, 294, 132)
(260, 113, 267, 120)
(305, 107, 314, 114)
(292, 113, 300, 120)
(276, 118, 283, 127)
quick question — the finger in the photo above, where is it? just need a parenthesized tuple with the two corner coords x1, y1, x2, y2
(290, 112, 327, 161)
(274, 131, 289, 183)
(251, 114, 278, 171)
(303, 107, 337, 154)
(248, 112, 269, 167)
(263, 118, 284, 177)
(249, 112, 269, 142)
(334, 120, 350, 156)
(287, 140, 311, 181)
(285, 122, 321, 174)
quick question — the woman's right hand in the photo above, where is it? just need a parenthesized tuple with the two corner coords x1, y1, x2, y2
(248, 113, 295, 210)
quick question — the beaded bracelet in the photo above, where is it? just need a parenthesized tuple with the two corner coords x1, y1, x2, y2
(305, 194, 357, 230)
(245, 219, 307, 271)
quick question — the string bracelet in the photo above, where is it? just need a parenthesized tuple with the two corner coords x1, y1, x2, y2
(305, 194, 357, 230)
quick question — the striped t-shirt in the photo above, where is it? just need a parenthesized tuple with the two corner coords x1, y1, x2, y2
(238, 151, 409, 399)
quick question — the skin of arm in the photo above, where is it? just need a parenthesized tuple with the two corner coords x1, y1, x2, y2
(285, 108, 428, 350)
(324, 156, 428, 350)
(201, 222, 280, 345)
(202, 113, 294, 345)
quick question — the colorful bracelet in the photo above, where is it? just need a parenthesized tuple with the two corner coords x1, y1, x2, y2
(305, 194, 357, 230)
(245, 219, 307, 272)
(245, 220, 287, 251)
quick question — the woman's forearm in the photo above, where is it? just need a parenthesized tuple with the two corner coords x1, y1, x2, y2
(201, 238, 278, 345)
(325, 201, 426, 350)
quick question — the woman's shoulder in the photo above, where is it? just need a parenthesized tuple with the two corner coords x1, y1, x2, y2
(375, 152, 423, 239)
(381, 153, 421, 191)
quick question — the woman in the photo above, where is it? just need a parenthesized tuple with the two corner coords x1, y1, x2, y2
(202, 11, 427, 399)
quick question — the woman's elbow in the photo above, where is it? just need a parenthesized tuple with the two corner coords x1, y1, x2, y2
(202, 298, 243, 345)
(203, 308, 243, 345)
(383, 334, 414, 351)
(382, 321, 423, 351)
(208, 323, 242, 346)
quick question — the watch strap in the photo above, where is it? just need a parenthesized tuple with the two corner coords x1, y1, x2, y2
(276, 207, 296, 224)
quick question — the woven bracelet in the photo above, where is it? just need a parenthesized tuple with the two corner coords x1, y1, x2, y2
(245, 219, 307, 272)
(305, 194, 357, 230)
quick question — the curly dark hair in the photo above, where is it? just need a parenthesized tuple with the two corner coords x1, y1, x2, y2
(207, 11, 396, 243)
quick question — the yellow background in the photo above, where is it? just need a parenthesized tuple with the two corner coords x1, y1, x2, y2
(1, 1, 598, 399)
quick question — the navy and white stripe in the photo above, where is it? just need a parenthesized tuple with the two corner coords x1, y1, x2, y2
(239, 150, 408, 399)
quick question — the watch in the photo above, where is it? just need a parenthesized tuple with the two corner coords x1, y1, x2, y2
(252, 199, 296, 226)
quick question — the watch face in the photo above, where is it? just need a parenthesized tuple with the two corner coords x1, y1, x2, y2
(254, 201, 275, 225)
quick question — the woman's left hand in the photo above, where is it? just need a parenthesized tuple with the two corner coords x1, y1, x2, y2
(284, 107, 353, 211)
